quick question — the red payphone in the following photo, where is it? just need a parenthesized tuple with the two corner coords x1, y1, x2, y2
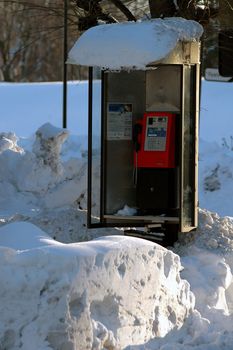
(133, 112, 178, 213)
(133, 112, 176, 169)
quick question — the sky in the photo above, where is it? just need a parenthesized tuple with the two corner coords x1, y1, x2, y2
(1, 18, 233, 350)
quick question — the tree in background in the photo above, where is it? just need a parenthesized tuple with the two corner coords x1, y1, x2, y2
(0, 0, 232, 81)
(0, 0, 80, 81)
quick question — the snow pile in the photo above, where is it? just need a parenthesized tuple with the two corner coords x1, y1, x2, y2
(175, 210, 233, 316)
(178, 208, 233, 253)
(0, 223, 194, 350)
(132, 209, 233, 350)
(68, 18, 203, 70)
(0, 123, 88, 217)
(0, 123, 117, 243)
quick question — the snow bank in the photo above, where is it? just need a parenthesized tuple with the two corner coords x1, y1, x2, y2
(68, 18, 203, 70)
(0, 222, 194, 350)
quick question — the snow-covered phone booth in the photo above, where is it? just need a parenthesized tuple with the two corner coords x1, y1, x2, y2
(68, 18, 203, 245)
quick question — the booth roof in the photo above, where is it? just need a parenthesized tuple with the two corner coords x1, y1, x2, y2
(67, 17, 203, 71)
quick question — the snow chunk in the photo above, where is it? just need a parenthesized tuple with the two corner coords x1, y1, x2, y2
(33, 123, 69, 173)
(0, 132, 23, 154)
(68, 18, 203, 70)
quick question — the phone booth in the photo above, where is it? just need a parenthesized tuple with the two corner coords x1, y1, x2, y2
(68, 19, 202, 245)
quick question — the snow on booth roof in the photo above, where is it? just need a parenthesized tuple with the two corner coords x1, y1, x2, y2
(67, 17, 203, 70)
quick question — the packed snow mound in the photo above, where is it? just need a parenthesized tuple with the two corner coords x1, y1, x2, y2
(0, 223, 194, 349)
(68, 18, 203, 70)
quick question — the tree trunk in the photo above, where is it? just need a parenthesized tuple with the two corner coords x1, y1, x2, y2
(149, 0, 177, 18)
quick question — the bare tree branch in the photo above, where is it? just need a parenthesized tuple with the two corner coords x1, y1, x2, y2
(109, 0, 137, 21)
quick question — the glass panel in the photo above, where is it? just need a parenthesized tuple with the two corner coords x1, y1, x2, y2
(88, 67, 102, 226)
(181, 65, 197, 230)
(104, 71, 145, 217)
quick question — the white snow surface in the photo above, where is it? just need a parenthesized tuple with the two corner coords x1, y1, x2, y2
(1, 80, 233, 349)
(67, 18, 203, 70)
(0, 228, 194, 349)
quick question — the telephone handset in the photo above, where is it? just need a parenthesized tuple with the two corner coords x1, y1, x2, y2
(133, 112, 176, 169)
(133, 123, 142, 152)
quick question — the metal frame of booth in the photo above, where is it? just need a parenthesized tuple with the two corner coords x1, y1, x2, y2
(87, 41, 200, 239)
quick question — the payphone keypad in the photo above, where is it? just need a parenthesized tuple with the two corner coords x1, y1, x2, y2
(144, 117, 168, 151)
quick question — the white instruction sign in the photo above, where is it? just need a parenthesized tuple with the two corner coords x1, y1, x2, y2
(107, 103, 132, 140)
